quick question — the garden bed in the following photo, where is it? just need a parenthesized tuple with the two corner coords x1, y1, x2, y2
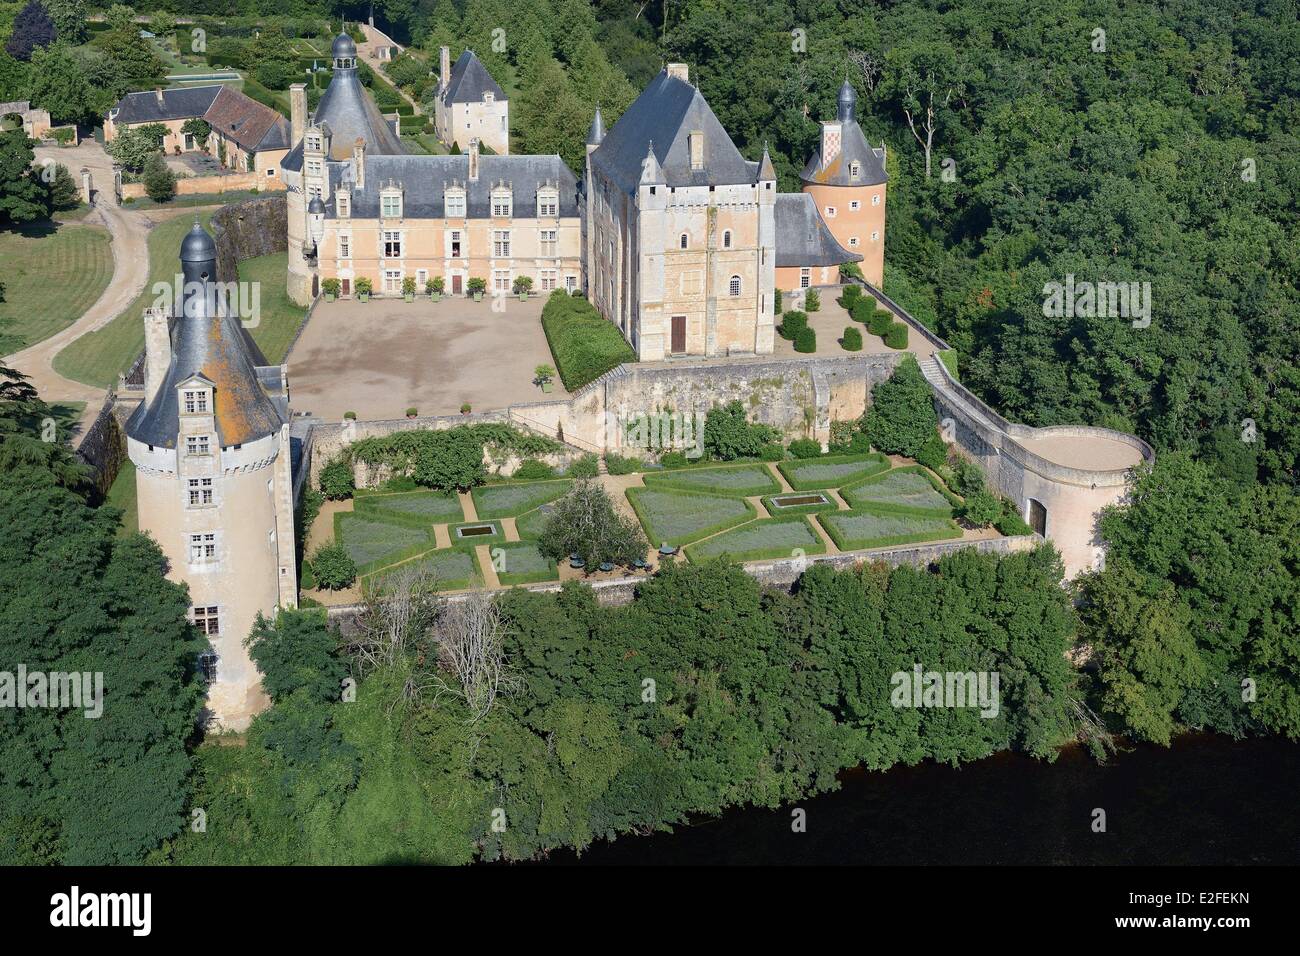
(625, 487, 756, 547)
(493, 542, 560, 585)
(686, 516, 827, 563)
(333, 512, 435, 574)
(367, 547, 481, 591)
(513, 505, 553, 540)
(817, 509, 962, 551)
(839, 466, 960, 515)
(641, 463, 781, 497)
(470, 479, 573, 518)
(777, 453, 890, 490)
(354, 490, 465, 523)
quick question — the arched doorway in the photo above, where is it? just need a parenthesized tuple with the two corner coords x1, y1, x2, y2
(1027, 498, 1047, 537)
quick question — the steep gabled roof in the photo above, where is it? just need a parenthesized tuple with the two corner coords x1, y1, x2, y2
(774, 193, 861, 268)
(442, 50, 506, 104)
(589, 69, 756, 194)
(109, 86, 222, 125)
(203, 86, 292, 154)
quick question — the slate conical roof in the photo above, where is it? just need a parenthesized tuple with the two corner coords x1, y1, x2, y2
(126, 224, 286, 450)
(312, 48, 405, 159)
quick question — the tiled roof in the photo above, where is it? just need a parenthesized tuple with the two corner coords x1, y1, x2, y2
(774, 193, 861, 267)
(326, 153, 579, 219)
(442, 50, 506, 104)
(204, 86, 291, 153)
(589, 68, 757, 194)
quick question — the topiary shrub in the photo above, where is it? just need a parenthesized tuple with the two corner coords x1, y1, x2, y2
(319, 457, 355, 500)
(884, 322, 909, 349)
(311, 542, 357, 590)
(838, 284, 862, 310)
(862, 356, 937, 458)
(787, 438, 822, 459)
(842, 326, 863, 351)
(805, 288, 821, 312)
(916, 432, 948, 471)
(779, 309, 808, 340)
(759, 443, 785, 461)
(869, 309, 893, 335)
(996, 501, 1034, 536)
(774, 289, 783, 315)
(514, 459, 556, 480)
(794, 327, 816, 353)
(659, 450, 689, 468)
(604, 453, 644, 475)
(298, 560, 317, 591)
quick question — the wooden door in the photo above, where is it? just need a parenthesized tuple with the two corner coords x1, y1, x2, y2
(452, 274, 463, 295)
(670, 315, 686, 354)
(341, 278, 351, 295)
(1028, 499, 1047, 537)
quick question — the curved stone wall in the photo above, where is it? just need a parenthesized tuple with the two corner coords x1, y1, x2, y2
(210, 194, 288, 284)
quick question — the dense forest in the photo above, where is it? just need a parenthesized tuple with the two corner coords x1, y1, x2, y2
(1, 0, 1298, 863)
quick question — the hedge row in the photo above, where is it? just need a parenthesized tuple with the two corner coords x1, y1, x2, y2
(540, 290, 636, 391)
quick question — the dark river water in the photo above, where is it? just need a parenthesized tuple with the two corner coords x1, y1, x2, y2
(548, 734, 1300, 865)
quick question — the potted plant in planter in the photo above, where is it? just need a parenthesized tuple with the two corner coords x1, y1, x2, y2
(405, 407, 418, 419)
(460, 402, 472, 415)
(467, 277, 486, 302)
(534, 363, 556, 393)
(428, 276, 444, 302)
(322, 277, 340, 303)
(355, 277, 373, 303)
(402, 276, 416, 303)
(513, 275, 533, 301)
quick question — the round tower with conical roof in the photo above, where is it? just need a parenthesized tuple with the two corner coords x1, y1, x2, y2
(799, 80, 888, 286)
(125, 223, 298, 731)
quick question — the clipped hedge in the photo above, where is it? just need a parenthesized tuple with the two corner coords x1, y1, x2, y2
(842, 326, 863, 351)
(777, 452, 890, 490)
(817, 509, 963, 552)
(625, 487, 757, 547)
(839, 465, 962, 516)
(884, 322, 909, 349)
(540, 289, 636, 390)
(869, 309, 893, 335)
(685, 515, 827, 564)
(794, 327, 817, 353)
(779, 309, 808, 340)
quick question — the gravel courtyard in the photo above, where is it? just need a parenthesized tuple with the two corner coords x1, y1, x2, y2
(287, 294, 567, 421)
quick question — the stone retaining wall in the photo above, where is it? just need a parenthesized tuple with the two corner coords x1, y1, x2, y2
(210, 194, 288, 285)
(75, 395, 133, 500)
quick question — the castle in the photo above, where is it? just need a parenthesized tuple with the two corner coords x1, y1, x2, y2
(126, 37, 1150, 731)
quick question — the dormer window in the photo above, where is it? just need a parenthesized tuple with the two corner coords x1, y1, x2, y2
(484, 91, 495, 103)
(688, 130, 703, 170)
(537, 188, 558, 218)
(491, 187, 512, 218)
(182, 389, 209, 414)
(445, 188, 466, 217)
(381, 190, 402, 218)
(185, 434, 211, 456)
(306, 132, 322, 153)
(336, 193, 350, 217)
(849, 161, 861, 179)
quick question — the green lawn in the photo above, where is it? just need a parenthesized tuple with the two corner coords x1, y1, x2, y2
(840, 467, 957, 515)
(54, 216, 306, 386)
(625, 487, 755, 547)
(777, 453, 890, 491)
(493, 541, 559, 585)
(686, 516, 826, 563)
(817, 509, 961, 551)
(540, 289, 636, 390)
(470, 479, 572, 518)
(642, 463, 781, 497)
(369, 547, 481, 591)
(0, 221, 114, 351)
(105, 459, 138, 537)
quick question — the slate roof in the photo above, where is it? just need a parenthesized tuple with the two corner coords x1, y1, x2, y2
(774, 193, 861, 268)
(127, 224, 287, 449)
(589, 68, 759, 194)
(311, 62, 405, 159)
(442, 50, 506, 104)
(325, 153, 580, 219)
(204, 86, 291, 153)
(109, 85, 222, 125)
(801, 82, 888, 188)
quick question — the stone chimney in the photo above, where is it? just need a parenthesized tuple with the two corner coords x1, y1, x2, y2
(468, 137, 479, 182)
(142, 307, 171, 406)
(440, 45, 451, 91)
(821, 120, 842, 165)
(154, 88, 165, 107)
(353, 137, 366, 189)
(666, 63, 689, 83)
(289, 83, 307, 147)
